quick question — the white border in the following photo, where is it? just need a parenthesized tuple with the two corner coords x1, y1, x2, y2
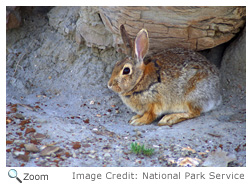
(2, 1, 249, 185)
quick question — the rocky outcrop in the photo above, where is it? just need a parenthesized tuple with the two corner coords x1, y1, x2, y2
(76, 7, 113, 49)
(98, 6, 246, 52)
(48, 6, 80, 40)
(7, 6, 246, 53)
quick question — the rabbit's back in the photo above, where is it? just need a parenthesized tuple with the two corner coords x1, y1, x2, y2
(144, 48, 221, 114)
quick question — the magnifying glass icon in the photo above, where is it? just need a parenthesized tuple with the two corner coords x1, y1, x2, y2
(8, 169, 22, 183)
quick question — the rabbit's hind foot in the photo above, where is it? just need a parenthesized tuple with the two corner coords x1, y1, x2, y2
(158, 102, 201, 126)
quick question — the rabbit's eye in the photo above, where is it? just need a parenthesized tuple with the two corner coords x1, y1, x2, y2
(123, 67, 131, 75)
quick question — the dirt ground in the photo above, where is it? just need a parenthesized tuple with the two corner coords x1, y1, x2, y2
(6, 10, 246, 167)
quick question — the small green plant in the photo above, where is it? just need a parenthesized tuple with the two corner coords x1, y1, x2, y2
(130, 142, 155, 156)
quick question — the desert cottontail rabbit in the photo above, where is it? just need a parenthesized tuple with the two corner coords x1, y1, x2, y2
(108, 25, 221, 126)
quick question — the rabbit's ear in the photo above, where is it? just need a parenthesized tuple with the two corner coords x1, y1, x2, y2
(120, 25, 134, 57)
(135, 29, 149, 63)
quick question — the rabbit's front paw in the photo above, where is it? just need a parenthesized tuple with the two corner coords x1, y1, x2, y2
(129, 115, 141, 123)
(129, 113, 155, 126)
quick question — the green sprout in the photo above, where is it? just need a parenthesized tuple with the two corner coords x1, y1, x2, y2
(130, 142, 155, 156)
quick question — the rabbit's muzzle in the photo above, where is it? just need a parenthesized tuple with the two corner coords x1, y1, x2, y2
(108, 79, 121, 93)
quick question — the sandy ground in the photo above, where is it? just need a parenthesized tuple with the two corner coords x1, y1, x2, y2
(6, 11, 246, 167)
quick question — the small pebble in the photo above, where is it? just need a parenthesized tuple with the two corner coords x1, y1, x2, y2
(104, 153, 111, 160)
(136, 131, 142, 137)
(24, 143, 40, 152)
(88, 154, 96, 159)
(13, 151, 25, 157)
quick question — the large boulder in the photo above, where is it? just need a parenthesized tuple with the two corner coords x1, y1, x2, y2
(98, 6, 246, 52)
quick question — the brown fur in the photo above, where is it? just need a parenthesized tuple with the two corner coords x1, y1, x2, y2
(185, 71, 208, 96)
(142, 62, 156, 76)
